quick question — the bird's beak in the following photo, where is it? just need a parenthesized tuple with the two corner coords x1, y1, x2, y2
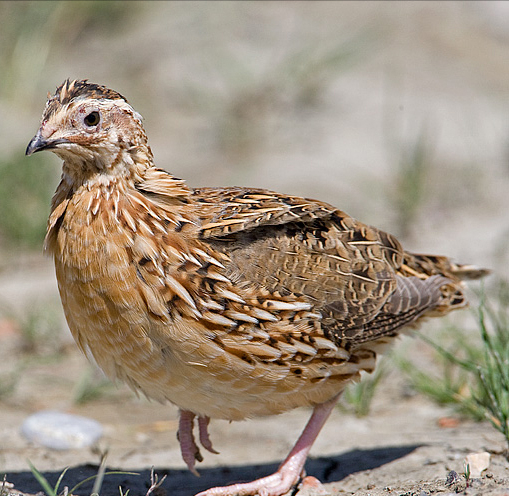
(25, 131, 69, 156)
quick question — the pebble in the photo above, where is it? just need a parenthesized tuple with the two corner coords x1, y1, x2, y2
(465, 451, 491, 478)
(298, 476, 329, 496)
(21, 410, 103, 450)
(446, 470, 460, 486)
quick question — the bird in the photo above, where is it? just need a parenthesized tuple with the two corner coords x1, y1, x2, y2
(26, 79, 487, 496)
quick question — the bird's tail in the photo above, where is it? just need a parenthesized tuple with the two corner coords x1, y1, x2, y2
(400, 253, 490, 281)
(397, 252, 490, 315)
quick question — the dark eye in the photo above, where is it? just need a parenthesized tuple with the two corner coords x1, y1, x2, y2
(84, 111, 100, 127)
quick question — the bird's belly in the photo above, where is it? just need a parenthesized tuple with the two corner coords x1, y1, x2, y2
(58, 271, 361, 420)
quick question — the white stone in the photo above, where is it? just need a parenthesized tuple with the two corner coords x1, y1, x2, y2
(465, 451, 491, 478)
(21, 410, 102, 450)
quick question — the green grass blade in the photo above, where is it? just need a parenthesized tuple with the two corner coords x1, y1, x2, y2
(53, 466, 70, 495)
(418, 333, 478, 372)
(69, 471, 139, 494)
(27, 460, 57, 496)
(399, 281, 509, 451)
(91, 451, 107, 496)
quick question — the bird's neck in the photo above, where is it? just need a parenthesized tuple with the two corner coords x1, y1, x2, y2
(59, 139, 155, 189)
(45, 150, 196, 259)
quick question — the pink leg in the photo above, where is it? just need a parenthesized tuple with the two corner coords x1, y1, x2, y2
(195, 394, 341, 496)
(178, 410, 202, 476)
(198, 416, 219, 454)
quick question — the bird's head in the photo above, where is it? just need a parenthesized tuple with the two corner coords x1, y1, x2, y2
(26, 79, 152, 181)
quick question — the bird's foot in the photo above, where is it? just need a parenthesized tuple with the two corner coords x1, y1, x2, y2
(194, 470, 329, 496)
(178, 410, 219, 476)
(195, 467, 305, 496)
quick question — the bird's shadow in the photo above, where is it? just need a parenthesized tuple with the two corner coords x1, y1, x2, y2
(5, 445, 419, 495)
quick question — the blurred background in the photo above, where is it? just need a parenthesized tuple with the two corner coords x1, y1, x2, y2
(1, 0, 509, 484)
(1, 1, 508, 261)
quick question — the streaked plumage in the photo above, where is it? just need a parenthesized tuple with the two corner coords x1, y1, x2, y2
(26, 79, 487, 496)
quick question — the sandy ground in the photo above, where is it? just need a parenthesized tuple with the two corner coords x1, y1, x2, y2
(1, 2, 509, 495)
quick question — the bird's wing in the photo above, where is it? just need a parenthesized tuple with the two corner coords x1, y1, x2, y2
(192, 187, 408, 335)
(193, 187, 338, 238)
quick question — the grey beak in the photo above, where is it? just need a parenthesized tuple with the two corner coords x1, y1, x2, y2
(26, 132, 48, 156)
(25, 132, 69, 156)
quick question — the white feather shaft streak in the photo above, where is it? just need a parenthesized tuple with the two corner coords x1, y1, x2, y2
(263, 300, 312, 311)
(166, 276, 197, 310)
(224, 311, 259, 324)
(215, 288, 246, 304)
(202, 312, 236, 327)
(193, 248, 226, 269)
(250, 307, 278, 322)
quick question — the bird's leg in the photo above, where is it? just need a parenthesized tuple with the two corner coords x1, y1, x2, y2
(195, 394, 341, 496)
(178, 410, 202, 476)
(179, 411, 219, 475)
(198, 415, 219, 454)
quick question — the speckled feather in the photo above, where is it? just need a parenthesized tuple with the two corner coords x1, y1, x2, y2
(28, 81, 487, 471)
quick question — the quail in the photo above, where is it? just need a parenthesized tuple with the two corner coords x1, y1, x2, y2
(26, 79, 487, 496)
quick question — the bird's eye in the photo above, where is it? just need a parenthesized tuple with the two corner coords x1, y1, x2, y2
(84, 111, 100, 127)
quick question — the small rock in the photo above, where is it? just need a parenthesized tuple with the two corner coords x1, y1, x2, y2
(1, 478, 14, 490)
(300, 477, 323, 489)
(0, 318, 18, 338)
(21, 410, 102, 450)
(465, 451, 490, 478)
(446, 470, 460, 486)
(438, 417, 460, 428)
(297, 476, 329, 496)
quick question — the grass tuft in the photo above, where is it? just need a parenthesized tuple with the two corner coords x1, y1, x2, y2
(27, 461, 69, 496)
(72, 367, 116, 405)
(391, 125, 433, 239)
(0, 300, 63, 356)
(27, 456, 139, 496)
(145, 468, 167, 496)
(400, 282, 509, 453)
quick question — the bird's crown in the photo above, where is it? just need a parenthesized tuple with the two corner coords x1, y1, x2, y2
(44, 79, 128, 119)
